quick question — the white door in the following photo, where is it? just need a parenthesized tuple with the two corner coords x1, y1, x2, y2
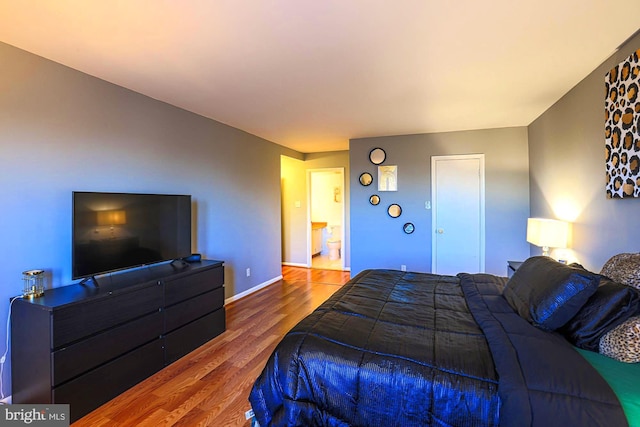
(431, 155, 485, 275)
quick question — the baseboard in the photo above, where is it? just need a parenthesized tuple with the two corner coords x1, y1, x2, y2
(224, 275, 283, 305)
(282, 262, 350, 272)
(281, 262, 309, 268)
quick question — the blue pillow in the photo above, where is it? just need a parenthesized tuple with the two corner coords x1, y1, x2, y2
(503, 257, 600, 330)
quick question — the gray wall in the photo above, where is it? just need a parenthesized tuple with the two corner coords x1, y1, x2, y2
(0, 42, 289, 396)
(528, 32, 640, 272)
(350, 128, 530, 276)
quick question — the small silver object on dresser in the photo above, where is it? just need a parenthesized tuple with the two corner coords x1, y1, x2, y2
(22, 269, 45, 298)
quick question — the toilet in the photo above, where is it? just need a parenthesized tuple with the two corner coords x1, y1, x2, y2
(326, 225, 341, 260)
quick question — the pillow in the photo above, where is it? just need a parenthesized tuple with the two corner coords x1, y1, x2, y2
(600, 253, 640, 290)
(599, 315, 640, 363)
(559, 276, 640, 351)
(503, 256, 600, 330)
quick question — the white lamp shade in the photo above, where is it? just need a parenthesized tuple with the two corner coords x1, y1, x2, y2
(526, 218, 569, 249)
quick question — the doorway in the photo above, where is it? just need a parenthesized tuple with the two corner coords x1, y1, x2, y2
(307, 168, 345, 270)
(431, 154, 485, 275)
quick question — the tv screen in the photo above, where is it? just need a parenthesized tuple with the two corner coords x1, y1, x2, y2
(72, 191, 192, 280)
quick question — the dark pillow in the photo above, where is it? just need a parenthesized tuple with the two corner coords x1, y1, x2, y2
(559, 276, 640, 350)
(503, 256, 600, 330)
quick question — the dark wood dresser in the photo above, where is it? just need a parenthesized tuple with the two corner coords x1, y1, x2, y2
(11, 259, 225, 422)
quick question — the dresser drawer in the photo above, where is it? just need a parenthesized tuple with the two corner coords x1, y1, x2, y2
(52, 311, 163, 386)
(165, 287, 224, 333)
(53, 338, 165, 422)
(164, 265, 223, 306)
(165, 308, 225, 364)
(52, 283, 163, 349)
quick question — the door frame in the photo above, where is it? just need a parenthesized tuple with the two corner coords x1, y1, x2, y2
(430, 154, 485, 274)
(306, 167, 346, 270)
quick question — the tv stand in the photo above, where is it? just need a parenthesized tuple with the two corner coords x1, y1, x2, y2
(79, 275, 99, 287)
(11, 260, 225, 423)
(170, 258, 190, 269)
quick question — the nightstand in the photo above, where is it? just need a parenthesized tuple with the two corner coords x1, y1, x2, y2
(507, 260, 523, 278)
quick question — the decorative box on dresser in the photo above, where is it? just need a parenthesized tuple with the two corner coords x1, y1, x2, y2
(11, 259, 225, 422)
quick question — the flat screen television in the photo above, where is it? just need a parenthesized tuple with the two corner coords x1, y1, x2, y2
(72, 191, 192, 281)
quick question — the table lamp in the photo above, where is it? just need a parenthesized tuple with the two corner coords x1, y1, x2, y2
(526, 218, 569, 256)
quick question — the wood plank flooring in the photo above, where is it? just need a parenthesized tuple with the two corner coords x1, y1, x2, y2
(72, 266, 350, 427)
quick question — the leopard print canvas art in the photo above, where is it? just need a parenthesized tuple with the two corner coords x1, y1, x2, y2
(605, 48, 640, 198)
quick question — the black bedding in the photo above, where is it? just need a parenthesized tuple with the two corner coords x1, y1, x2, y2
(249, 269, 627, 426)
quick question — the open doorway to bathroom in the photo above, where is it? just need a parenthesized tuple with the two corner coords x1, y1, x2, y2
(307, 168, 345, 271)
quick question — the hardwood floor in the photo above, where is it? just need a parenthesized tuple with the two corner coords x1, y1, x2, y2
(72, 266, 350, 427)
(311, 254, 343, 270)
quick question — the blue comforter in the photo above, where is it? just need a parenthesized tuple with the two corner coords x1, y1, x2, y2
(249, 269, 626, 426)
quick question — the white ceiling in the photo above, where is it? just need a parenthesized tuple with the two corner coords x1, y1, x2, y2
(1, 1, 639, 153)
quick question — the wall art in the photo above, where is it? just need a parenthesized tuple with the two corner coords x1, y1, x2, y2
(378, 165, 397, 191)
(605, 48, 640, 198)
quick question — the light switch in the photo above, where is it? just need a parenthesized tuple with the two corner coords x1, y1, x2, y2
(295, 201, 301, 208)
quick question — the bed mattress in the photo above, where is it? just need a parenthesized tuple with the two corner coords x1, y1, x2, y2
(250, 269, 627, 426)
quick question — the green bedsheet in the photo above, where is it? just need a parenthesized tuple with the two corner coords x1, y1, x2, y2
(577, 348, 640, 426)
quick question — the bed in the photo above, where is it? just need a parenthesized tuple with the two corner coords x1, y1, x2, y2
(249, 255, 640, 426)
